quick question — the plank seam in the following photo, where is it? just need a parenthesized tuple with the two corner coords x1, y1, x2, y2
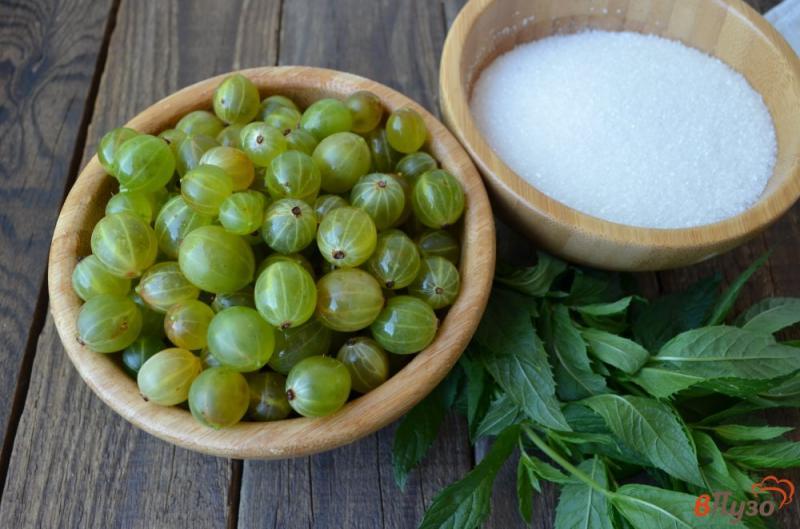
(0, 0, 123, 503)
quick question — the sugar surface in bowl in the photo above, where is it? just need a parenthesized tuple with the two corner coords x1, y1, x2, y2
(470, 30, 777, 229)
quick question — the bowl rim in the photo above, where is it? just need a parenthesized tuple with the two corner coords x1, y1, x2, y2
(440, 0, 800, 253)
(48, 65, 496, 459)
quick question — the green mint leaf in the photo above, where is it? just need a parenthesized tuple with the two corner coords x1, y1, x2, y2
(630, 367, 703, 399)
(418, 426, 520, 529)
(709, 424, 793, 443)
(582, 395, 704, 486)
(759, 371, 800, 399)
(459, 353, 492, 441)
(474, 391, 525, 439)
(520, 451, 571, 484)
(475, 289, 571, 431)
(724, 441, 800, 468)
(693, 431, 740, 493)
(564, 269, 624, 305)
(612, 484, 733, 528)
(516, 456, 537, 522)
(392, 374, 457, 489)
(633, 275, 721, 351)
(738, 297, 800, 335)
(549, 305, 607, 400)
(652, 326, 799, 381)
(574, 296, 638, 317)
(554, 457, 613, 529)
(495, 252, 567, 297)
(707, 252, 770, 326)
(582, 328, 650, 375)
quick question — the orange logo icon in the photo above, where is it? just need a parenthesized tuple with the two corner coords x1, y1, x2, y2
(752, 476, 795, 510)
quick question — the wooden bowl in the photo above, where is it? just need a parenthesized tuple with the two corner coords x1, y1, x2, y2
(440, 0, 800, 271)
(48, 66, 495, 459)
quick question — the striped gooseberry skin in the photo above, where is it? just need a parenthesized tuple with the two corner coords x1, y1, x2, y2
(411, 169, 466, 229)
(285, 356, 351, 418)
(211, 289, 256, 313)
(366, 229, 420, 290)
(199, 145, 255, 190)
(137, 348, 203, 406)
(136, 261, 200, 313)
(261, 198, 317, 254)
(267, 317, 332, 375)
(409, 256, 461, 309)
(77, 294, 143, 353)
(105, 191, 155, 223)
(316, 206, 377, 268)
(189, 367, 250, 428)
(257, 252, 315, 278)
(131, 291, 166, 337)
(181, 164, 233, 216)
(313, 194, 348, 220)
(300, 98, 352, 141)
(285, 127, 318, 156)
(264, 106, 302, 133)
(213, 74, 260, 125)
(72, 255, 131, 301)
(255, 261, 317, 329)
(164, 299, 215, 351)
(207, 307, 275, 372)
(350, 173, 406, 230)
(395, 151, 437, 186)
(366, 128, 402, 173)
(176, 134, 218, 177)
(240, 122, 288, 167)
(176, 110, 225, 138)
(313, 132, 371, 193)
(219, 190, 267, 235)
(216, 124, 243, 148)
(178, 225, 255, 294)
(159, 128, 187, 156)
(266, 151, 321, 200)
(315, 268, 384, 332)
(370, 295, 438, 355)
(91, 213, 158, 278)
(113, 134, 175, 192)
(416, 229, 460, 265)
(98, 127, 139, 176)
(245, 372, 291, 421)
(336, 337, 389, 393)
(154, 196, 214, 259)
(259, 95, 299, 119)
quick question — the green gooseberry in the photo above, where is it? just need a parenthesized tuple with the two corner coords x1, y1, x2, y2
(113, 134, 176, 193)
(181, 164, 233, 216)
(300, 98, 352, 140)
(312, 132, 371, 193)
(98, 127, 139, 176)
(154, 195, 214, 259)
(178, 225, 255, 294)
(315, 268, 384, 332)
(265, 150, 321, 200)
(395, 151, 438, 186)
(219, 190, 267, 235)
(254, 261, 317, 329)
(72, 255, 131, 301)
(316, 206, 377, 268)
(189, 367, 250, 428)
(416, 229, 460, 264)
(121, 335, 165, 376)
(135, 261, 200, 313)
(350, 173, 406, 230)
(240, 122, 287, 167)
(366, 229, 420, 290)
(199, 145, 255, 190)
(366, 128, 402, 173)
(385, 107, 427, 154)
(411, 169, 465, 229)
(77, 294, 142, 353)
(261, 198, 317, 254)
(246, 372, 291, 421)
(345, 90, 383, 133)
(285, 356, 351, 417)
(164, 299, 215, 350)
(409, 256, 461, 309)
(176, 110, 225, 138)
(285, 127, 318, 155)
(213, 73, 260, 125)
(91, 213, 158, 278)
(370, 295, 437, 355)
(138, 348, 203, 406)
(313, 194, 349, 220)
(336, 337, 389, 393)
(207, 307, 275, 372)
(176, 134, 219, 177)
(267, 317, 333, 375)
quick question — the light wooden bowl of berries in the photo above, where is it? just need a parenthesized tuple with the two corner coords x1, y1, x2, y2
(48, 66, 495, 459)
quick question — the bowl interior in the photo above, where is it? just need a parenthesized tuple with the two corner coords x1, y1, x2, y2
(49, 67, 495, 459)
(443, 0, 800, 269)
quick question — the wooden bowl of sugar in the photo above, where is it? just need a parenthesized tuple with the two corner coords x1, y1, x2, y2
(441, 0, 800, 271)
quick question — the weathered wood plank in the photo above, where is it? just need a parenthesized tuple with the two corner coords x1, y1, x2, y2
(0, 0, 281, 527)
(238, 1, 473, 528)
(0, 0, 116, 477)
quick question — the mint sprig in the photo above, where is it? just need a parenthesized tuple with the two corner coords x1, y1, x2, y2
(393, 252, 800, 529)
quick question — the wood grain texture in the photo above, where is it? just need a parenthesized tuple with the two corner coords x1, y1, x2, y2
(0, 0, 283, 527)
(0, 0, 116, 471)
(238, 1, 475, 528)
(440, 0, 800, 271)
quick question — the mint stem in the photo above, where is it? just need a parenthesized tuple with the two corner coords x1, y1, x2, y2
(522, 425, 613, 497)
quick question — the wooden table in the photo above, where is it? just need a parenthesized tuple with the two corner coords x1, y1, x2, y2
(0, 0, 796, 527)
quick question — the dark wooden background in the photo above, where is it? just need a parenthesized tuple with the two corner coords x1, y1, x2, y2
(0, 0, 796, 527)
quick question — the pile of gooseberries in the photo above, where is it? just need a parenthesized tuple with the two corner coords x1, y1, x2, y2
(73, 73, 465, 429)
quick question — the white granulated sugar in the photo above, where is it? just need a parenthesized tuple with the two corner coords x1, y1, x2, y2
(470, 30, 777, 229)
